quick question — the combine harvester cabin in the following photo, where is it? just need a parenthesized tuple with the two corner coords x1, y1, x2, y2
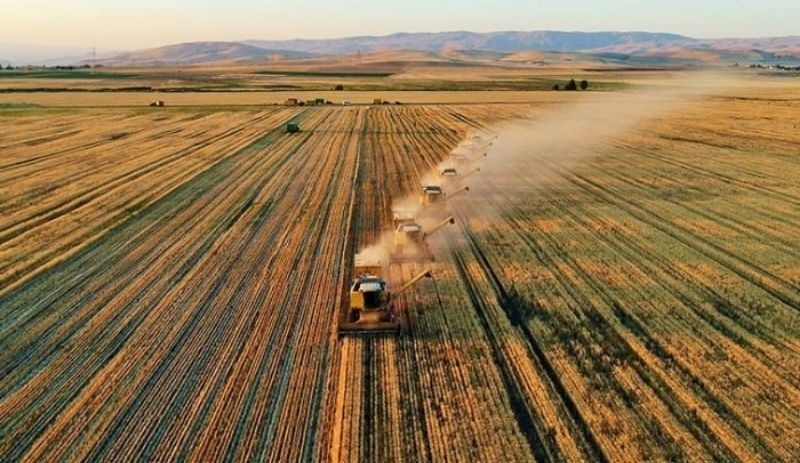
(420, 184, 470, 219)
(439, 167, 458, 178)
(451, 154, 469, 166)
(339, 256, 432, 336)
(420, 185, 444, 206)
(451, 149, 487, 166)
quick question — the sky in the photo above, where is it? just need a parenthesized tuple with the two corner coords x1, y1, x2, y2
(2, 0, 799, 50)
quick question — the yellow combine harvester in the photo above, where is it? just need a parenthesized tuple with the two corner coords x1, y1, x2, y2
(439, 167, 458, 178)
(393, 222, 424, 254)
(339, 257, 432, 336)
(391, 216, 455, 262)
(451, 151, 486, 165)
(420, 185, 444, 206)
(420, 183, 469, 205)
(450, 154, 469, 165)
(419, 184, 470, 220)
(392, 209, 417, 228)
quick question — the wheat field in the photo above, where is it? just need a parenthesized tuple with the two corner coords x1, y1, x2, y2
(1, 82, 799, 461)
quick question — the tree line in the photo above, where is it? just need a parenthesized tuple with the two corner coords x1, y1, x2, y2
(0, 64, 101, 71)
(553, 79, 589, 91)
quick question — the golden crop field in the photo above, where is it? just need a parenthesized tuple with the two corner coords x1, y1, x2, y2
(1, 80, 799, 462)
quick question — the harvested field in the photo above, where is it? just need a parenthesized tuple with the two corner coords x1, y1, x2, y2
(1, 89, 799, 462)
(0, 90, 595, 108)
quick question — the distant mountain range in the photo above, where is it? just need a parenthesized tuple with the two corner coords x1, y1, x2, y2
(4, 31, 800, 66)
(92, 42, 315, 66)
(243, 30, 800, 60)
(244, 31, 691, 55)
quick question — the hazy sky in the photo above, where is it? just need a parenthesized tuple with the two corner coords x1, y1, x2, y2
(3, 0, 799, 49)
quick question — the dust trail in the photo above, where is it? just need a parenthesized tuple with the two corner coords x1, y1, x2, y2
(354, 240, 390, 268)
(478, 73, 736, 185)
(358, 72, 743, 267)
(431, 71, 745, 254)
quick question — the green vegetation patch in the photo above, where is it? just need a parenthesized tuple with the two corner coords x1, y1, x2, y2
(0, 70, 138, 79)
(256, 70, 395, 78)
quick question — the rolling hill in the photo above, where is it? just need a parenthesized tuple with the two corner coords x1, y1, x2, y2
(93, 41, 315, 66)
(244, 31, 692, 55)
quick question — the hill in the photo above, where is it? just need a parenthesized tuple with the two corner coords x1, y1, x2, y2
(589, 38, 800, 61)
(94, 41, 315, 66)
(244, 31, 692, 55)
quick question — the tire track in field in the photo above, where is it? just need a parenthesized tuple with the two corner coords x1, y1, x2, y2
(533, 174, 800, 373)
(489, 140, 799, 459)
(458, 179, 781, 461)
(530, 158, 800, 312)
(633, 148, 800, 208)
(598, 147, 800, 254)
(499, 194, 778, 461)
(449, 202, 609, 463)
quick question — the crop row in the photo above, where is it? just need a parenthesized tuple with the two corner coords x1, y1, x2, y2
(441, 97, 800, 461)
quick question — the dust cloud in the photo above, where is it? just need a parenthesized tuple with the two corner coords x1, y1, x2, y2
(477, 72, 736, 186)
(358, 71, 744, 267)
(354, 241, 389, 268)
(437, 71, 744, 252)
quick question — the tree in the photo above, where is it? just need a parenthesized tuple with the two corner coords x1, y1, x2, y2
(334, 84, 344, 91)
(552, 84, 560, 91)
(565, 79, 578, 91)
(580, 79, 589, 90)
